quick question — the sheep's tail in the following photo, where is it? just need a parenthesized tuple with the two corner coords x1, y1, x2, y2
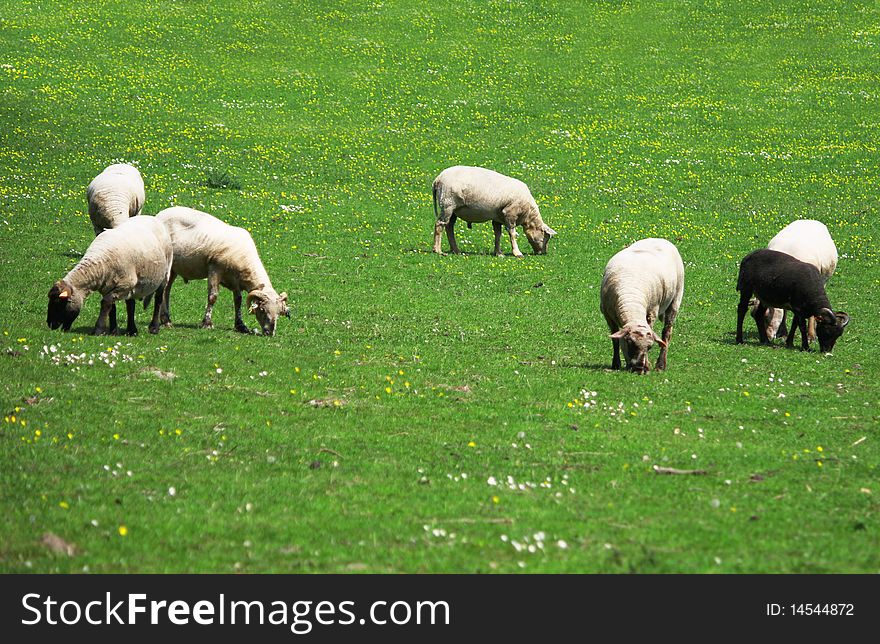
(432, 182, 439, 220)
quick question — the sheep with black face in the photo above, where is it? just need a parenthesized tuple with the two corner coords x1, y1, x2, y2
(47, 216, 171, 335)
(751, 219, 838, 342)
(736, 248, 849, 352)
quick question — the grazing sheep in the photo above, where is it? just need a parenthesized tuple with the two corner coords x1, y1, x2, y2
(155, 207, 290, 336)
(736, 249, 849, 352)
(432, 165, 556, 257)
(47, 216, 171, 335)
(600, 238, 685, 374)
(86, 163, 147, 332)
(752, 219, 838, 341)
(87, 163, 145, 235)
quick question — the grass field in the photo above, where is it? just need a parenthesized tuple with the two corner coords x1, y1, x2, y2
(1, 0, 878, 572)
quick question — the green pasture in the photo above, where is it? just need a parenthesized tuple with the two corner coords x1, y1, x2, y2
(0, 0, 877, 572)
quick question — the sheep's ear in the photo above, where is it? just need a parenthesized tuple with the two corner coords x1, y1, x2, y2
(543, 224, 557, 237)
(651, 329, 667, 347)
(609, 329, 627, 339)
(819, 308, 835, 324)
(836, 312, 850, 327)
(279, 292, 288, 303)
(58, 290, 69, 299)
(246, 291, 264, 314)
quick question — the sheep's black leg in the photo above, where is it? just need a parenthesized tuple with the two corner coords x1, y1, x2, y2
(109, 303, 119, 335)
(233, 290, 249, 333)
(125, 299, 137, 336)
(445, 214, 460, 254)
(611, 338, 621, 370)
(785, 313, 800, 348)
(94, 297, 114, 335)
(798, 315, 810, 351)
(735, 290, 751, 344)
(149, 284, 164, 334)
(753, 301, 770, 344)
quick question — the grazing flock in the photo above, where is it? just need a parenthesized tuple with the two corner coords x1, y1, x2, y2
(48, 163, 850, 372)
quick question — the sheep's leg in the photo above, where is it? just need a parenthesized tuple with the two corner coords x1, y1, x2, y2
(233, 290, 249, 334)
(432, 220, 445, 254)
(506, 226, 524, 257)
(433, 205, 455, 255)
(501, 207, 525, 258)
(160, 271, 176, 327)
(655, 310, 677, 371)
(492, 221, 503, 256)
(109, 303, 119, 335)
(753, 301, 770, 344)
(148, 284, 164, 335)
(611, 339, 621, 370)
(201, 269, 220, 329)
(776, 310, 788, 339)
(806, 316, 817, 344)
(445, 214, 460, 254)
(735, 290, 751, 344)
(94, 296, 115, 336)
(751, 302, 774, 341)
(798, 315, 810, 351)
(785, 313, 800, 348)
(124, 299, 138, 336)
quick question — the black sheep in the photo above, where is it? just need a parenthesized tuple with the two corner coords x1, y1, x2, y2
(736, 249, 849, 352)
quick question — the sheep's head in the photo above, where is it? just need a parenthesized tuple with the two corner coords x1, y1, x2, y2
(816, 308, 849, 353)
(47, 281, 83, 331)
(523, 222, 556, 255)
(246, 289, 289, 336)
(609, 323, 666, 374)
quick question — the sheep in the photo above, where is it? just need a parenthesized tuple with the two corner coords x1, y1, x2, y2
(736, 249, 849, 352)
(87, 163, 145, 235)
(155, 206, 289, 336)
(751, 219, 838, 341)
(600, 238, 684, 374)
(86, 163, 147, 332)
(432, 165, 556, 257)
(47, 216, 171, 335)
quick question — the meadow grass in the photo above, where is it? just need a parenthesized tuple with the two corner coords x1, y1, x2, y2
(0, 0, 878, 572)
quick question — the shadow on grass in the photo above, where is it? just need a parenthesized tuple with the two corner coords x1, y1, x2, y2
(556, 360, 613, 371)
(714, 332, 789, 348)
(403, 247, 545, 258)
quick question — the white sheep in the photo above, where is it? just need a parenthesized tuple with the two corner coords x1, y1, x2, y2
(47, 216, 172, 335)
(87, 163, 145, 236)
(600, 238, 685, 373)
(754, 219, 838, 341)
(432, 165, 556, 257)
(155, 206, 289, 336)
